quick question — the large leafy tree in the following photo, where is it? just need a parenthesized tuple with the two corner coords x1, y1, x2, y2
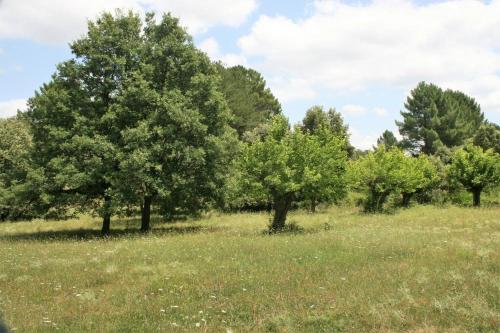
(111, 14, 233, 231)
(26, 11, 233, 233)
(448, 145, 499, 206)
(238, 115, 348, 231)
(27, 11, 144, 234)
(216, 64, 282, 137)
(397, 82, 484, 155)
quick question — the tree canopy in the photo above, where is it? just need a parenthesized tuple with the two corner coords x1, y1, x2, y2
(397, 82, 485, 155)
(215, 64, 282, 137)
(26, 11, 233, 233)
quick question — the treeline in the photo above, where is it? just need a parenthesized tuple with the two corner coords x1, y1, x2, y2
(1, 11, 499, 233)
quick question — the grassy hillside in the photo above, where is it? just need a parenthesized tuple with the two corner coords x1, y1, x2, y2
(0, 206, 499, 332)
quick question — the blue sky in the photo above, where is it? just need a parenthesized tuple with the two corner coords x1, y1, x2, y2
(1, 0, 499, 148)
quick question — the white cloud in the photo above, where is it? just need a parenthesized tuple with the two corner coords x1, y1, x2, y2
(372, 107, 388, 117)
(268, 77, 318, 102)
(341, 104, 367, 115)
(349, 127, 379, 150)
(198, 37, 247, 67)
(340, 104, 388, 117)
(238, 0, 500, 114)
(0, 0, 257, 44)
(0, 99, 27, 118)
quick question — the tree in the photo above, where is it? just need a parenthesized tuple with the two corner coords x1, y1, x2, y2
(215, 64, 281, 137)
(238, 115, 348, 232)
(350, 146, 438, 211)
(397, 154, 439, 207)
(397, 82, 484, 155)
(26, 11, 233, 233)
(448, 145, 499, 206)
(376, 130, 399, 149)
(27, 11, 144, 234)
(111, 13, 234, 231)
(472, 122, 500, 154)
(350, 146, 405, 212)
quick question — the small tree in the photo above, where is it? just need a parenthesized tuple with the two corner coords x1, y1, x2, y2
(238, 115, 347, 232)
(350, 146, 404, 212)
(397, 154, 439, 207)
(351, 146, 441, 212)
(448, 145, 499, 206)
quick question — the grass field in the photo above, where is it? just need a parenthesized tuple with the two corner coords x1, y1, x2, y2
(0, 206, 499, 332)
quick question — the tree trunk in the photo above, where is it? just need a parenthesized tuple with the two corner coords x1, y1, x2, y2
(365, 188, 389, 213)
(310, 198, 317, 213)
(101, 194, 111, 235)
(402, 192, 413, 208)
(141, 195, 152, 232)
(472, 188, 481, 207)
(101, 214, 111, 235)
(270, 193, 293, 232)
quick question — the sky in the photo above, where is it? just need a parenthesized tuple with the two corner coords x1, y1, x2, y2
(1, 0, 499, 149)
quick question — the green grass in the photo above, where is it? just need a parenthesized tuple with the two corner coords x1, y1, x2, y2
(0, 206, 499, 332)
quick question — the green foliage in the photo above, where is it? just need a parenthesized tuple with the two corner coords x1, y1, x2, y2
(237, 115, 348, 230)
(25, 11, 233, 232)
(397, 82, 484, 155)
(376, 130, 399, 149)
(26, 11, 145, 232)
(0, 118, 34, 220)
(472, 122, 500, 153)
(215, 63, 281, 137)
(397, 154, 440, 207)
(301, 105, 354, 158)
(111, 14, 235, 227)
(448, 144, 500, 206)
(350, 145, 439, 212)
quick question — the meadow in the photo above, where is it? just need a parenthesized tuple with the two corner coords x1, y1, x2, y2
(0, 205, 499, 332)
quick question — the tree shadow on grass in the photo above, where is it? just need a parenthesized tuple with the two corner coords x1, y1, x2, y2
(0, 224, 223, 243)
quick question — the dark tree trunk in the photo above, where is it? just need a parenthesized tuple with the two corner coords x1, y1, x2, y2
(310, 198, 317, 213)
(270, 193, 293, 232)
(472, 188, 481, 207)
(101, 214, 111, 235)
(101, 194, 111, 235)
(141, 195, 152, 232)
(402, 192, 413, 208)
(364, 188, 389, 213)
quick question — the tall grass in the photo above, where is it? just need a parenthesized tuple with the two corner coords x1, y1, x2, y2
(0, 206, 499, 332)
